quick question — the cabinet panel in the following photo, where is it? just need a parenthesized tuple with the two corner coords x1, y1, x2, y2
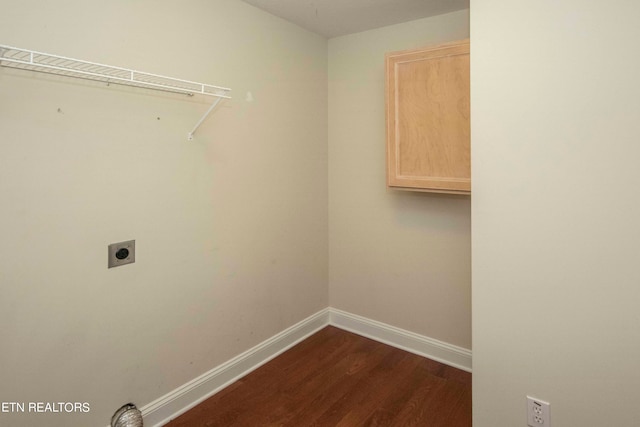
(386, 40, 470, 194)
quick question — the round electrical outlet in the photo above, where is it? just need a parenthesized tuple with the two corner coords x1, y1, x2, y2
(115, 248, 130, 260)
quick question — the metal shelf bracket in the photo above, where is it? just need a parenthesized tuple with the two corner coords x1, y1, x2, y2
(188, 96, 224, 141)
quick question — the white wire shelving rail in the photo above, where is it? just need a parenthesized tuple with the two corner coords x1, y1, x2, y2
(0, 44, 231, 140)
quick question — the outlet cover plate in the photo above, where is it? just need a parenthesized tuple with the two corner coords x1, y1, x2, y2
(108, 240, 135, 268)
(527, 396, 550, 427)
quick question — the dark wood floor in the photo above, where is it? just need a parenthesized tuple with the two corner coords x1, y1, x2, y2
(165, 326, 471, 427)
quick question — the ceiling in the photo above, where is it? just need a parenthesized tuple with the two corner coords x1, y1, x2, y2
(240, 0, 470, 38)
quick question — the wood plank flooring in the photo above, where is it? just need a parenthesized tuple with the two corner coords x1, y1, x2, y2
(165, 326, 471, 427)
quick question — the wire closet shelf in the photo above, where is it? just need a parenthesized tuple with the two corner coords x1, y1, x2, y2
(0, 44, 231, 140)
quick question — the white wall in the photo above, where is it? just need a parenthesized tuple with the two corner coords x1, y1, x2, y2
(328, 11, 471, 350)
(0, 1, 327, 426)
(472, 1, 640, 425)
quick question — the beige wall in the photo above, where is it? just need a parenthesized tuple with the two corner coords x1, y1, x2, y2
(328, 11, 471, 349)
(0, 1, 327, 426)
(472, 1, 640, 425)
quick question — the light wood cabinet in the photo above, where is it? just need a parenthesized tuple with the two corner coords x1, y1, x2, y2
(385, 39, 470, 194)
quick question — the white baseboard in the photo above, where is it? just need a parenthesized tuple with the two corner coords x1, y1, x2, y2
(135, 307, 471, 427)
(329, 308, 472, 373)
(141, 308, 330, 427)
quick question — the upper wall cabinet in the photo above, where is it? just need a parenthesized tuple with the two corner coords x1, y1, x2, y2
(385, 39, 470, 194)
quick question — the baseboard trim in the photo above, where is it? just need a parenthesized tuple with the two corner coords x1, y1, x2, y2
(141, 308, 330, 427)
(329, 308, 472, 373)
(137, 306, 471, 426)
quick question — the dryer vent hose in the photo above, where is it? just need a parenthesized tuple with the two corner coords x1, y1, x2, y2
(111, 403, 143, 427)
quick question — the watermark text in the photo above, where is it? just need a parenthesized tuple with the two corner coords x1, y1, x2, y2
(1, 402, 90, 413)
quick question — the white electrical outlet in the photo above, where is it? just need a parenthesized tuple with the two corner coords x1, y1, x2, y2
(527, 396, 550, 426)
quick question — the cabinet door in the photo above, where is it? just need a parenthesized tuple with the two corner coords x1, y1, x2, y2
(386, 39, 470, 194)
